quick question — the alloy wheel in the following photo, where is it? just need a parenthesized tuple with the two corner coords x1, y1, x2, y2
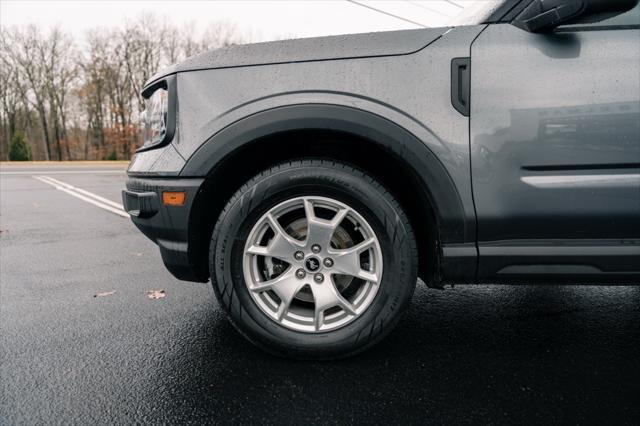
(243, 196, 383, 332)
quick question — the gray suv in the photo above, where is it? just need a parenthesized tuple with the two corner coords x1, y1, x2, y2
(123, 0, 640, 358)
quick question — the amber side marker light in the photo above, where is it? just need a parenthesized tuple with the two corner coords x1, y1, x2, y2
(162, 191, 186, 206)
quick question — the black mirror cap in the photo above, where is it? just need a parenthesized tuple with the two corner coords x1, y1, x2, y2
(513, 0, 639, 32)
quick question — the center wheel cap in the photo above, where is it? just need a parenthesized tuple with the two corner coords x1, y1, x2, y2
(304, 256, 321, 272)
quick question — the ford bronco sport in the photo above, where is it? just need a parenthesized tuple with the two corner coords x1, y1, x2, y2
(123, 0, 640, 358)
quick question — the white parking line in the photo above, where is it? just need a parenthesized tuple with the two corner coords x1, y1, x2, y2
(42, 175, 125, 210)
(33, 175, 129, 218)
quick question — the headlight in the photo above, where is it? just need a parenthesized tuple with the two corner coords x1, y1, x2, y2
(138, 75, 176, 152)
(143, 88, 168, 148)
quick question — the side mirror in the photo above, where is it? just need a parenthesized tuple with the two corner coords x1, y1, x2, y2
(513, 0, 639, 32)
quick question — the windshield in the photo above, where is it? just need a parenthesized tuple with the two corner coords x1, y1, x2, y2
(447, 0, 504, 26)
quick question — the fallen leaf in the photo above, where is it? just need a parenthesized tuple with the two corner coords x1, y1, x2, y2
(94, 290, 116, 298)
(146, 290, 166, 300)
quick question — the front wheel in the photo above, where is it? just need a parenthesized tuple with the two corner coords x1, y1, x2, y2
(210, 160, 417, 359)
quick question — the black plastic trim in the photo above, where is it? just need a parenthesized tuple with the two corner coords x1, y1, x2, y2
(555, 24, 640, 31)
(477, 239, 640, 284)
(451, 57, 471, 117)
(441, 243, 477, 283)
(122, 190, 159, 218)
(124, 176, 206, 282)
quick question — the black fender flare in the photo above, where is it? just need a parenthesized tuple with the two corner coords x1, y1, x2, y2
(180, 103, 471, 245)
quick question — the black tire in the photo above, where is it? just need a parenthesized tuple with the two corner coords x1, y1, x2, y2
(209, 160, 418, 359)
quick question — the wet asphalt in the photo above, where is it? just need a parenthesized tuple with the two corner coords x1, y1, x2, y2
(1, 163, 639, 425)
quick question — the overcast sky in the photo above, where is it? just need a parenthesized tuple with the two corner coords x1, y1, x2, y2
(1, 1, 471, 43)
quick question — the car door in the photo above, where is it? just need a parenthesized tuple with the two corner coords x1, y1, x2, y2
(469, 5, 640, 282)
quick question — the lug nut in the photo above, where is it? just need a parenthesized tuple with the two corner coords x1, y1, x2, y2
(311, 244, 321, 253)
(294, 251, 305, 261)
(323, 258, 334, 268)
(296, 269, 306, 279)
(314, 273, 324, 283)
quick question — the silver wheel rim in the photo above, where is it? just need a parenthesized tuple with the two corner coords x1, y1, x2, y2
(243, 196, 383, 333)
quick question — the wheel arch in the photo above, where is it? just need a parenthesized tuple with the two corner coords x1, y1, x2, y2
(182, 104, 472, 284)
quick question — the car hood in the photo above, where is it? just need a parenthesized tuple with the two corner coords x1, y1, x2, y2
(145, 27, 449, 87)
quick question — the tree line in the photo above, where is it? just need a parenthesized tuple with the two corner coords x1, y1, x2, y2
(0, 16, 248, 161)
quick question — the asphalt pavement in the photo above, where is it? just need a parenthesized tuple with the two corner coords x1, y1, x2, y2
(1, 162, 639, 425)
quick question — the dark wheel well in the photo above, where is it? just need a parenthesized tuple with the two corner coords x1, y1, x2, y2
(188, 129, 440, 284)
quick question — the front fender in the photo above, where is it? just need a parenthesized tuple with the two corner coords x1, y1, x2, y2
(180, 103, 472, 246)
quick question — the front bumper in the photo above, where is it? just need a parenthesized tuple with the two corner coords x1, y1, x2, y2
(122, 176, 205, 282)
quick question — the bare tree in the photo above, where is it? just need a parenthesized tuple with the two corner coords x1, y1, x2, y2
(122, 15, 165, 112)
(179, 22, 201, 59)
(201, 20, 247, 51)
(0, 37, 24, 159)
(163, 24, 181, 65)
(2, 15, 250, 161)
(44, 28, 77, 160)
(81, 31, 111, 158)
(3, 26, 54, 160)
